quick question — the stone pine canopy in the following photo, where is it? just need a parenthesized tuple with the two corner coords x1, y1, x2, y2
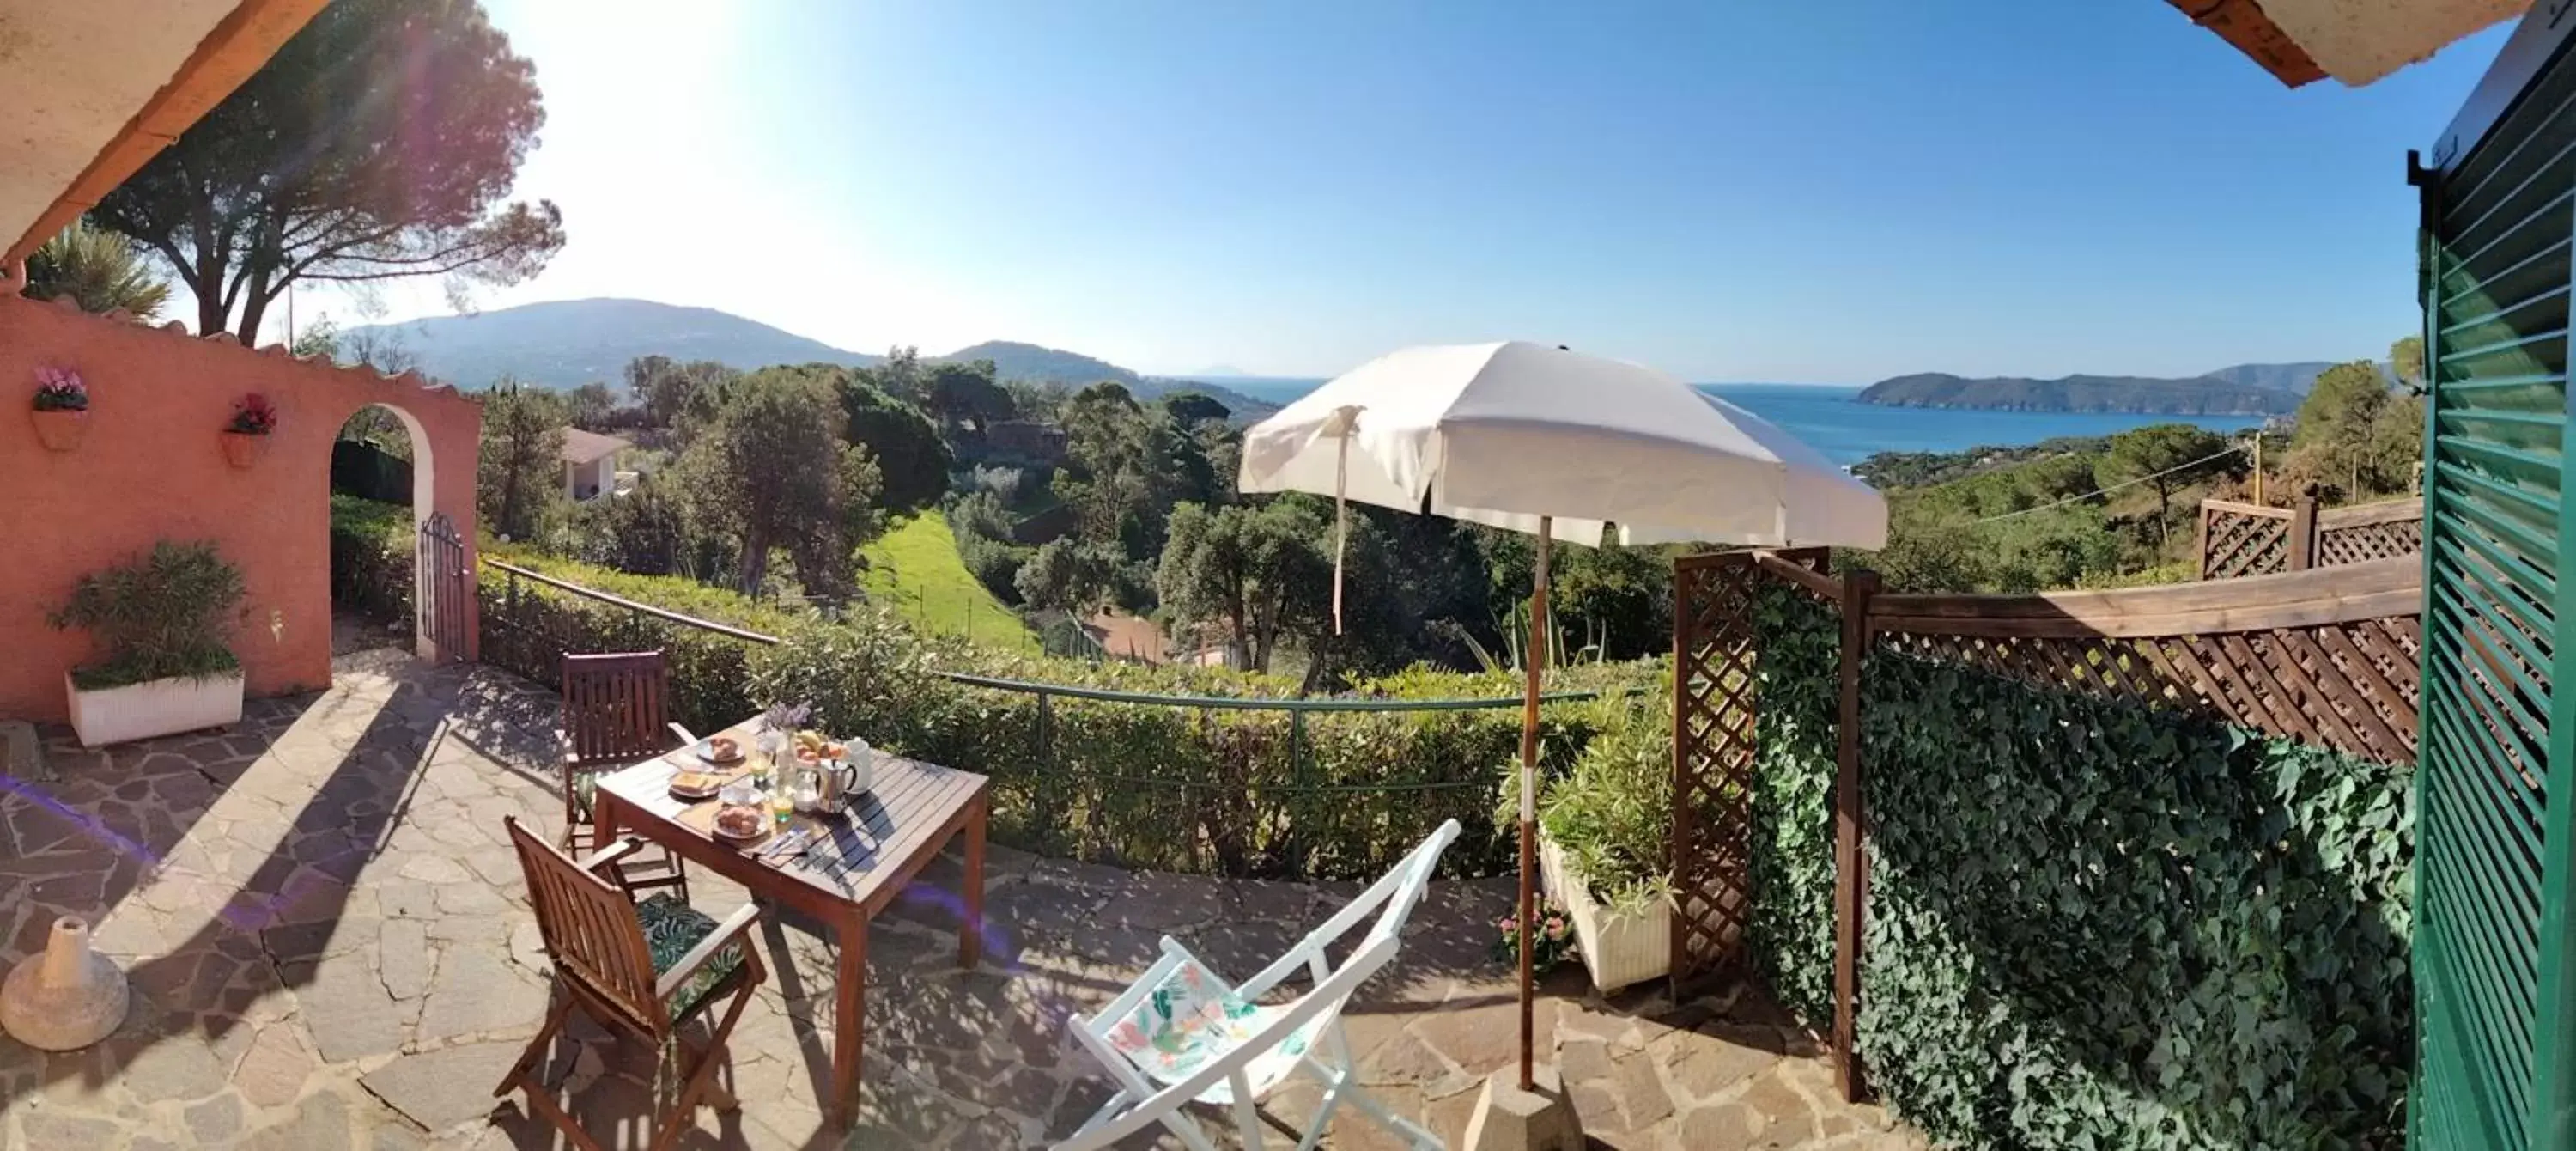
(2166, 0, 2528, 87)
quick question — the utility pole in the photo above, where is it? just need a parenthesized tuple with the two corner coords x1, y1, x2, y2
(2251, 435, 2264, 506)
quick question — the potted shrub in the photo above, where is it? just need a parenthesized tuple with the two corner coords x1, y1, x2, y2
(222, 393, 276, 467)
(30, 366, 88, 451)
(49, 541, 247, 746)
(1515, 681, 1676, 993)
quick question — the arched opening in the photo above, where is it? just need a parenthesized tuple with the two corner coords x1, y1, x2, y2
(327, 402, 439, 661)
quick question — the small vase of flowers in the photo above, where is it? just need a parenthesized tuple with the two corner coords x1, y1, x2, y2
(221, 393, 277, 468)
(30, 366, 89, 452)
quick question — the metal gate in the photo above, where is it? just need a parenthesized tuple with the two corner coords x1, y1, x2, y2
(2410, 11, 2576, 1148)
(416, 511, 470, 663)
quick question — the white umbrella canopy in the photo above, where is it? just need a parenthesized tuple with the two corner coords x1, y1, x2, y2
(1235, 340, 1889, 1099)
(1239, 340, 1888, 551)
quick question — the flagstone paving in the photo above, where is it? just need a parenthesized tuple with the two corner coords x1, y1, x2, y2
(0, 647, 1923, 1149)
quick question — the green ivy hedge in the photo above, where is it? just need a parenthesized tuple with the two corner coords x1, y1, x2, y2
(1746, 585, 2415, 1148)
(475, 548, 1655, 880)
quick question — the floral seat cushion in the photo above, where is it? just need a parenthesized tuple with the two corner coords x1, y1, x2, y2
(1103, 951, 1319, 1105)
(635, 894, 744, 1018)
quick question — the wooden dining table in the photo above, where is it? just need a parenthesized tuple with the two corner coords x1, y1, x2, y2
(589, 721, 989, 1124)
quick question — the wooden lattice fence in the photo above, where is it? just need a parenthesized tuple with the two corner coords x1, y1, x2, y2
(1668, 548, 2425, 1103)
(2199, 496, 2422, 580)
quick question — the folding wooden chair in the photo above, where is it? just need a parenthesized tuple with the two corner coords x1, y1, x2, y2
(495, 816, 766, 1151)
(561, 650, 695, 898)
(1057, 819, 1461, 1150)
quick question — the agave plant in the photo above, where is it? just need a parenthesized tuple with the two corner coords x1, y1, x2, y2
(23, 222, 172, 321)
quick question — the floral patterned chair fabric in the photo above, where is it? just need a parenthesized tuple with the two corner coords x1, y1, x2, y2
(1057, 820, 1461, 1151)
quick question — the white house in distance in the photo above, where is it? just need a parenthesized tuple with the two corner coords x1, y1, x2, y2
(560, 428, 631, 502)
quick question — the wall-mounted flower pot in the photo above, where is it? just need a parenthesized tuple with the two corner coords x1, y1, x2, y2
(31, 410, 88, 452)
(220, 431, 269, 469)
(64, 670, 244, 747)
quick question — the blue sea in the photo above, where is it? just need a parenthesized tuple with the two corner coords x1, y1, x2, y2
(1200, 377, 2266, 467)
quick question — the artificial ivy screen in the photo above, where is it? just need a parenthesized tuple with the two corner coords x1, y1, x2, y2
(1747, 585, 2413, 1149)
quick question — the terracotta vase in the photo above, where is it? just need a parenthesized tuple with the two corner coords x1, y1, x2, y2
(30, 408, 87, 452)
(221, 430, 269, 468)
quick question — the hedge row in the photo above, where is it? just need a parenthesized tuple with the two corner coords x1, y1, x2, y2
(475, 549, 1659, 880)
(1748, 584, 2413, 1149)
(327, 494, 413, 634)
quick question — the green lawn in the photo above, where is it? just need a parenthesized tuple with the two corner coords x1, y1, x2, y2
(859, 515, 1036, 651)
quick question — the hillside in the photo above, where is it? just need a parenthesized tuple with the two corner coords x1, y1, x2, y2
(859, 516, 1035, 651)
(2199, 361, 2336, 394)
(935, 340, 1278, 418)
(1858, 372, 2300, 416)
(342, 298, 878, 390)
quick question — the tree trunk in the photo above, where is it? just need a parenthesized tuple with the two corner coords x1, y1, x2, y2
(739, 524, 772, 594)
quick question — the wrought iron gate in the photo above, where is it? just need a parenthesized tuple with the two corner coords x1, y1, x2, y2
(416, 511, 470, 663)
(2410, 10, 2576, 1148)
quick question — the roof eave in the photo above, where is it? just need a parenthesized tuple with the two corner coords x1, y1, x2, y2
(2166, 0, 2330, 87)
(3, 0, 330, 267)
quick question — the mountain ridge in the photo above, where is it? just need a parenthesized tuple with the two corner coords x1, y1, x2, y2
(344, 301, 1278, 417)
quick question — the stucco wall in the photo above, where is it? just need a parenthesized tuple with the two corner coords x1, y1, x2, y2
(0, 293, 483, 723)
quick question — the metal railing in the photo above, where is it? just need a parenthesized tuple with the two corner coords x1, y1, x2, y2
(485, 557, 1601, 703)
(478, 555, 1640, 876)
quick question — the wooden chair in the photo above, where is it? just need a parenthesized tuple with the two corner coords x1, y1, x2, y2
(561, 650, 694, 898)
(495, 816, 766, 1151)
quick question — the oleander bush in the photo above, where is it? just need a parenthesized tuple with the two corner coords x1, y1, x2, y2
(1746, 584, 2413, 1149)
(473, 546, 1657, 880)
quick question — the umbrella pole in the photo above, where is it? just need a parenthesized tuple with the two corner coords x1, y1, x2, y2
(1517, 515, 1551, 1092)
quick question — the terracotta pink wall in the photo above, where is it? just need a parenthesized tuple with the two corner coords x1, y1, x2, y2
(0, 293, 482, 723)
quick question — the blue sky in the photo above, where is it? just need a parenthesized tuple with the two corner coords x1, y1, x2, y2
(325, 2, 2509, 383)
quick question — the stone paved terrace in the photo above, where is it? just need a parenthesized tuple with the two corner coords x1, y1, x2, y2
(0, 648, 1925, 1149)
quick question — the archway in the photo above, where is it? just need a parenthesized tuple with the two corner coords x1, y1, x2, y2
(327, 402, 443, 661)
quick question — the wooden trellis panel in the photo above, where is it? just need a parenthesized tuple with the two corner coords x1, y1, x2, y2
(2316, 499, 2425, 567)
(2200, 499, 2293, 580)
(1669, 549, 1833, 991)
(1872, 556, 2422, 764)
(1670, 551, 1763, 990)
(2201, 496, 2422, 579)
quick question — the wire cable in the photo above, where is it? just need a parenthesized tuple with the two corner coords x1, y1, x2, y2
(1925, 442, 2250, 532)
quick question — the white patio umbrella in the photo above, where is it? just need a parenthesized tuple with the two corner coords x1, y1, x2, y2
(1236, 340, 1886, 1092)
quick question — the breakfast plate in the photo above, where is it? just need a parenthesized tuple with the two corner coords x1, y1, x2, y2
(668, 769, 728, 801)
(709, 804, 768, 842)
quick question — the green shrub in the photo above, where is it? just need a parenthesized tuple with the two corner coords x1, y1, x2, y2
(51, 540, 246, 689)
(1746, 588, 2413, 1149)
(1516, 677, 1675, 915)
(329, 494, 413, 629)
(473, 546, 1657, 880)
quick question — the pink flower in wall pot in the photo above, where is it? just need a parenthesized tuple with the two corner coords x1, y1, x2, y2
(30, 366, 89, 451)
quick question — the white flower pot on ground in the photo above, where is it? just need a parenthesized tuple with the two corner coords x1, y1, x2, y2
(64, 671, 244, 747)
(1539, 832, 1673, 995)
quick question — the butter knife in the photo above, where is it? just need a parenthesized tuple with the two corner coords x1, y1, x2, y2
(756, 826, 810, 863)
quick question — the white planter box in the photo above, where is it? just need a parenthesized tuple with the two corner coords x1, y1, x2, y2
(65, 671, 244, 747)
(1540, 833, 1673, 995)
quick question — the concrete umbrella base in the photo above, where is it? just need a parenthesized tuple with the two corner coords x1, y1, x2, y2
(0, 916, 130, 1051)
(1463, 1063, 1586, 1151)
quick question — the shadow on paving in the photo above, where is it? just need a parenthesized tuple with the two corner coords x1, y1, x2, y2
(0, 654, 544, 1127)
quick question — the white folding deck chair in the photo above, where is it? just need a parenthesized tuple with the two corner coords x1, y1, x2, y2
(1056, 819, 1461, 1151)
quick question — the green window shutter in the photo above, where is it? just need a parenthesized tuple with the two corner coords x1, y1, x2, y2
(2414, 12, 2576, 1149)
